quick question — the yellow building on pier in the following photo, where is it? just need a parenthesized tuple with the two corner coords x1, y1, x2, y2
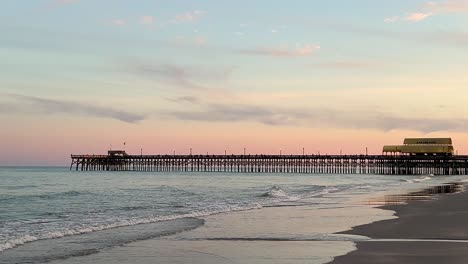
(383, 138, 454, 156)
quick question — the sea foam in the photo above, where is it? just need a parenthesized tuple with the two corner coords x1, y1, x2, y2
(0, 203, 262, 252)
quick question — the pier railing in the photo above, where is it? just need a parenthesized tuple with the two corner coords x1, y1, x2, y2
(70, 154, 468, 175)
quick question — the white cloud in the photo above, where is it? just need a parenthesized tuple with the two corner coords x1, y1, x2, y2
(384, 17, 399, 23)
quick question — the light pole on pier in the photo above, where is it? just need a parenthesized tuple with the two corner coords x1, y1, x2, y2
(302, 147, 305, 156)
(190, 148, 192, 155)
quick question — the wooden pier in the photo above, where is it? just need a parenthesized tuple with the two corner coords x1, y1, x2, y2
(70, 153, 468, 175)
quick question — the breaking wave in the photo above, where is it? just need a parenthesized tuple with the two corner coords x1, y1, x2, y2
(0, 203, 262, 252)
(260, 186, 301, 201)
(401, 175, 432, 184)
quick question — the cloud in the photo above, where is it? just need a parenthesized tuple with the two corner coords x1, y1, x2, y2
(386, 1, 468, 23)
(0, 94, 145, 123)
(164, 101, 468, 132)
(167, 96, 200, 104)
(140, 16, 154, 25)
(406, 12, 433, 22)
(240, 44, 320, 58)
(384, 17, 399, 23)
(194, 36, 207, 45)
(384, 12, 433, 23)
(167, 103, 300, 126)
(127, 61, 232, 90)
(171, 10, 204, 23)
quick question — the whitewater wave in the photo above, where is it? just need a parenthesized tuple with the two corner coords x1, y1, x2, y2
(0, 203, 262, 253)
(260, 185, 341, 202)
(260, 186, 301, 201)
(401, 175, 432, 184)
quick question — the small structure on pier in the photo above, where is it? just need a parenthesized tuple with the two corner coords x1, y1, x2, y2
(108, 150, 128, 157)
(383, 138, 454, 156)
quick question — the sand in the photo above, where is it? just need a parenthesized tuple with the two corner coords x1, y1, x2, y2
(331, 185, 468, 263)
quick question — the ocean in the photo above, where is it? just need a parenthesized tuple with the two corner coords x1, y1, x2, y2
(0, 167, 465, 263)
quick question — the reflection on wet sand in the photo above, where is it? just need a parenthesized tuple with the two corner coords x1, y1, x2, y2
(367, 183, 464, 206)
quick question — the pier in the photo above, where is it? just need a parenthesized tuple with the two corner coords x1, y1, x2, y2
(70, 153, 468, 175)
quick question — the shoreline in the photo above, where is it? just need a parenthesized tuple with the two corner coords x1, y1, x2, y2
(330, 182, 468, 263)
(49, 197, 395, 264)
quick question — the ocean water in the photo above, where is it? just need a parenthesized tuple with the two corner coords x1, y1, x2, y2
(0, 167, 465, 263)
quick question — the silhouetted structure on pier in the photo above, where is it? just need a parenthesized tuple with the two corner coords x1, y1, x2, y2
(70, 151, 468, 175)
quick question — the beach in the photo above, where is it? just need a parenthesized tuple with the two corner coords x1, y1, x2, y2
(331, 183, 468, 263)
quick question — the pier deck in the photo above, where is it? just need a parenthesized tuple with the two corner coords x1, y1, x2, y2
(70, 154, 468, 175)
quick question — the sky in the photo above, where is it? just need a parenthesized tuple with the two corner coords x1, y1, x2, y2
(1, 0, 468, 165)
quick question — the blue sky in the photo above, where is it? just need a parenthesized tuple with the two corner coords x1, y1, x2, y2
(1, 0, 468, 165)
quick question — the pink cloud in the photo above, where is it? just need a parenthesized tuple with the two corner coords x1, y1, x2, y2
(406, 12, 433, 22)
(140, 16, 154, 25)
(240, 44, 321, 58)
(385, 1, 468, 23)
(194, 36, 207, 45)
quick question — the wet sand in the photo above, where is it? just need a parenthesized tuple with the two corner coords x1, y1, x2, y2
(53, 204, 393, 264)
(331, 183, 468, 263)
